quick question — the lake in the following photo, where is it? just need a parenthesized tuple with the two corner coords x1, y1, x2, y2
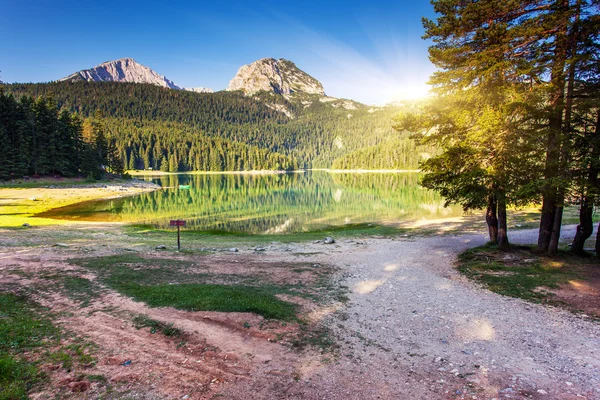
(41, 172, 464, 233)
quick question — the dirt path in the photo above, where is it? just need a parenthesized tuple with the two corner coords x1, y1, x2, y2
(222, 226, 600, 399)
(2, 223, 599, 399)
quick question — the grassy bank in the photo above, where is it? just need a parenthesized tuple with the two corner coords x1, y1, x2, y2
(458, 244, 599, 317)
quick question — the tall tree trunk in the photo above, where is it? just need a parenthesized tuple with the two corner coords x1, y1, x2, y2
(538, 0, 569, 254)
(548, 205, 564, 255)
(486, 194, 499, 243)
(497, 190, 509, 250)
(572, 198, 594, 254)
(596, 222, 600, 257)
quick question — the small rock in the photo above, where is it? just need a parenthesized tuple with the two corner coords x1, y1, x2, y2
(155, 245, 167, 250)
(229, 248, 238, 252)
(29, 197, 37, 201)
(537, 389, 548, 395)
(71, 381, 90, 392)
(313, 240, 321, 244)
(22, 223, 31, 227)
(324, 237, 335, 244)
(254, 247, 266, 252)
(54, 243, 69, 247)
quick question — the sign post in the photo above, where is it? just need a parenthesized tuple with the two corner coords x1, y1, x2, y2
(169, 220, 186, 250)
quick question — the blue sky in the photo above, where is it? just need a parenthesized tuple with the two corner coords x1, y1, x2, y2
(0, 0, 437, 105)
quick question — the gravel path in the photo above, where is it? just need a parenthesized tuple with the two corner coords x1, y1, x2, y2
(283, 226, 600, 399)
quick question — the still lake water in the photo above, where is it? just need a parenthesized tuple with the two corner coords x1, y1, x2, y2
(43, 172, 463, 233)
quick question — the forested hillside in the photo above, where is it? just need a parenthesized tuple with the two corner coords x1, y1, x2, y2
(4, 81, 434, 173)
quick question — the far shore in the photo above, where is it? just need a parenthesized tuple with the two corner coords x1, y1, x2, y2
(127, 168, 420, 176)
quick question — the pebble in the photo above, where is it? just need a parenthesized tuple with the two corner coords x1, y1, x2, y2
(229, 248, 238, 252)
(22, 223, 31, 227)
(155, 245, 167, 250)
(54, 243, 69, 247)
(324, 237, 335, 244)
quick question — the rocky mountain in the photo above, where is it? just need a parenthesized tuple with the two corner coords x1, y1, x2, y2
(227, 58, 325, 96)
(61, 58, 183, 90)
(185, 87, 214, 93)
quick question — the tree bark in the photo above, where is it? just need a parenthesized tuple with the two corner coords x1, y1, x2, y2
(537, 0, 569, 254)
(596, 222, 600, 257)
(548, 204, 564, 255)
(497, 190, 509, 250)
(572, 199, 594, 254)
(486, 194, 499, 243)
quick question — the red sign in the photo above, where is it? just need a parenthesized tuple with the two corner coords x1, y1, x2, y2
(170, 220, 186, 227)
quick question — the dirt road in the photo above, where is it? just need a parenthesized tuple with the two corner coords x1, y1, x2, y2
(2, 223, 598, 399)
(226, 226, 599, 399)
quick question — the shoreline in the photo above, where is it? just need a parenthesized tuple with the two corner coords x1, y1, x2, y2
(0, 179, 160, 227)
(127, 169, 420, 176)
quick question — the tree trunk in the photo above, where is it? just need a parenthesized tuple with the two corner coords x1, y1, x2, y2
(538, 200, 556, 252)
(486, 194, 498, 243)
(572, 199, 594, 254)
(497, 190, 509, 250)
(537, 0, 569, 254)
(548, 203, 564, 255)
(596, 222, 600, 257)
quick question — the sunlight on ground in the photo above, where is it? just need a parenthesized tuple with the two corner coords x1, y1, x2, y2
(456, 318, 496, 341)
(548, 261, 565, 269)
(354, 280, 384, 294)
(435, 282, 453, 290)
(306, 303, 345, 323)
(568, 280, 597, 295)
(384, 263, 399, 272)
(404, 216, 468, 229)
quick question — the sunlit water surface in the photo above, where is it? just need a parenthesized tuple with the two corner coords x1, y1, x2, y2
(41, 172, 464, 233)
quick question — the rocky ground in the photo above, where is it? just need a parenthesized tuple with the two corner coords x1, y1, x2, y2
(226, 226, 599, 399)
(0, 224, 598, 399)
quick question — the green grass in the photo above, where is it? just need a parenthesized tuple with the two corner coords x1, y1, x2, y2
(125, 222, 406, 246)
(0, 293, 59, 399)
(72, 254, 299, 321)
(120, 283, 297, 320)
(132, 315, 182, 337)
(457, 244, 577, 302)
(0, 355, 38, 400)
(60, 276, 100, 307)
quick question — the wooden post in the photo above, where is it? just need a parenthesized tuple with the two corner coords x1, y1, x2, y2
(170, 220, 186, 250)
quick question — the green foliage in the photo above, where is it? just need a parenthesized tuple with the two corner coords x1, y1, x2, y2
(0, 293, 59, 399)
(4, 82, 424, 171)
(331, 137, 436, 170)
(0, 91, 84, 180)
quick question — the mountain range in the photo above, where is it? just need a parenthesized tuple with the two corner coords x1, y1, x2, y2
(61, 57, 328, 100)
(5, 56, 432, 174)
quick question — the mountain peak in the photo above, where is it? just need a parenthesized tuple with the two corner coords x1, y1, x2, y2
(226, 58, 325, 96)
(61, 58, 182, 90)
